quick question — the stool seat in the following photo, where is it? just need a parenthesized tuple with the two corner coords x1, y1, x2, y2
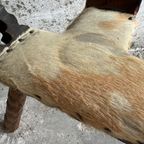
(1, 8, 143, 144)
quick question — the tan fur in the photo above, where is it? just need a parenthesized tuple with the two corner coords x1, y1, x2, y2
(0, 8, 143, 144)
(98, 13, 130, 30)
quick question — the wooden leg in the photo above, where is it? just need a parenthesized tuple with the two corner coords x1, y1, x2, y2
(4, 88, 26, 132)
(86, 0, 141, 14)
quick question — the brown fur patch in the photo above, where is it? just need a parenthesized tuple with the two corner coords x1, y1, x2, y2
(98, 20, 122, 30)
(33, 55, 144, 143)
(98, 13, 130, 30)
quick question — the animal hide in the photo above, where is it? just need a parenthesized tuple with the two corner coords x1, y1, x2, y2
(0, 8, 143, 144)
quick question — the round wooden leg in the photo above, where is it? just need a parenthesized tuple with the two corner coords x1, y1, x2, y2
(4, 88, 26, 132)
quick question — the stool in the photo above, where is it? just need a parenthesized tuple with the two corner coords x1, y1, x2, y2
(1, 7, 142, 144)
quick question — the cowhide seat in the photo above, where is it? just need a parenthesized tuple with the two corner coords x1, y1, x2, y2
(1, 5, 144, 144)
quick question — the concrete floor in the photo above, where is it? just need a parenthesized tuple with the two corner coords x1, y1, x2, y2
(0, 0, 144, 144)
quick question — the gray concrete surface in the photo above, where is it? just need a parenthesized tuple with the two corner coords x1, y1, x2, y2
(0, 0, 144, 144)
(0, 0, 85, 32)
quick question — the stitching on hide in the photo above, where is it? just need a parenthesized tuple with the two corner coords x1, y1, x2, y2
(0, 28, 34, 58)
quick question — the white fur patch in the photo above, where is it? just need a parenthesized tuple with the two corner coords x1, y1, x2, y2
(110, 91, 132, 112)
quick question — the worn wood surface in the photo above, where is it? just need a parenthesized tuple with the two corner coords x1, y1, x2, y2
(4, 88, 26, 132)
(86, 0, 141, 14)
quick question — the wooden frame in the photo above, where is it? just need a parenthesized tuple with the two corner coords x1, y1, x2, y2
(4, 88, 26, 132)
